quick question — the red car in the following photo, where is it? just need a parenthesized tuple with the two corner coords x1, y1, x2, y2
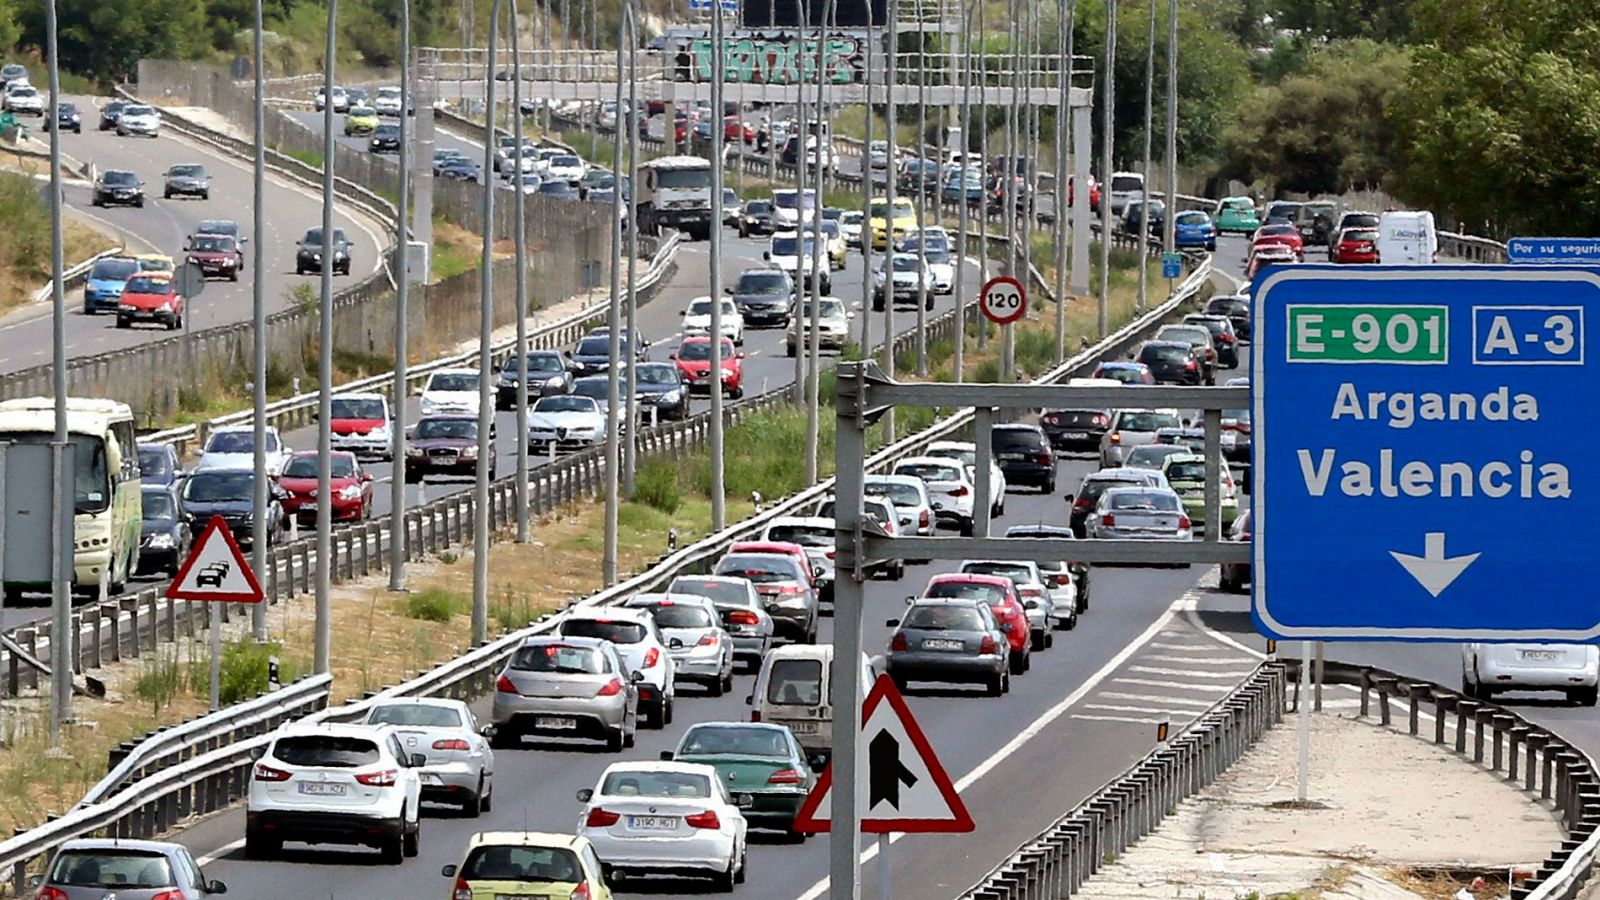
(670, 336, 744, 399)
(1068, 174, 1101, 213)
(724, 115, 755, 144)
(185, 233, 244, 281)
(116, 273, 184, 330)
(1331, 227, 1380, 264)
(918, 573, 1031, 673)
(276, 450, 373, 523)
(1250, 223, 1304, 260)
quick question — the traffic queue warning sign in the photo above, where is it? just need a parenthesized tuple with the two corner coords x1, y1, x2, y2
(1252, 266, 1600, 642)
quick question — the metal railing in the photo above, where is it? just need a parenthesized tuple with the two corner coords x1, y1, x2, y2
(1441, 230, 1509, 263)
(27, 247, 126, 305)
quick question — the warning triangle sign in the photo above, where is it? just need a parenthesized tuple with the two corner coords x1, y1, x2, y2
(792, 673, 974, 834)
(167, 515, 266, 603)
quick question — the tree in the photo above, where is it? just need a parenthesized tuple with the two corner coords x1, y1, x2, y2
(19, 0, 207, 82)
(1265, 0, 1416, 45)
(1219, 39, 1408, 195)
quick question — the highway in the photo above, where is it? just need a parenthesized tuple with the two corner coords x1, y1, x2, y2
(0, 96, 387, 377)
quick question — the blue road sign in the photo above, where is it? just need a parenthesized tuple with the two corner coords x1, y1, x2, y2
(1161, 252, 1182, 279)
(689, 0, 739, 10)
(1252, 265, 1600, 642)
(1508, 237, 1600, 265)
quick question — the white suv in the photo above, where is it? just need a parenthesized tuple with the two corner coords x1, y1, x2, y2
(246, 722, 423, 863)
(557, 608, 679, 728)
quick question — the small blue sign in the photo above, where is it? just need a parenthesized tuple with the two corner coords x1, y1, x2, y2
(689, 0, 739, 10)
(1252, 265, 1600, 642)
(1161, 252, 1182, 280)
(1507, 237, 1600, 265)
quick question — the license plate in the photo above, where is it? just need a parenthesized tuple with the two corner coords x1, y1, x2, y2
(535, 716, 577, 730)
(1000, 452, 1029, 461)
(923, 638, 964, 651)
(494, 894, 549, 900)
(1522, 650, 1562, 661)
(297, 782, 346, 796)
(786, 721, 820, 734)
(628, 815, 677, 831)
(1061, 432, 1088, 440)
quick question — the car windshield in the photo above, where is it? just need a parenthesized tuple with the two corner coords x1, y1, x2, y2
(511, 642, 606, 673)
(771, 236, 810, 256)
(642, 603, 715, 628)
(204, 431, 260, 454)
(746, 200, 773, 214)
(636, 365, 678, 386)
(331, 398, 386, 419)
(765, 658, 822, 705)
(124, 105, 153, 116)
(864, 481, 921, 507)
(576, 336, 626, 356)
(183, 471, 253, 502)
(199, 220, 237, 235)
(681, 725, 788, 756)
(538, 182, 573, 195)
(461, 846, 584, 883)
(48, 850, 175, 889)
(368, 704, 463, 727)
(687, 298, 734, 316)
(551, 155, 580, 168)
(676, 340, 733, 362)
(142, 492, 176, 520)
(428, 373, 477, 392)
(283, 455, 356, 478)
(124, 276, 172, 295)
(169, 165, 204, 177)
(715, 555, 800, 583)
(601, 770, 712, 798)
(1080, 477, 1139, 504)
(572, 381, 609, 401)
(190, 235, 233, 252)
(903, 604, 985, 630)
(797, 300, 845, 319)
(89, 258, 139, 280)
(103, 171, 137, 186)
(507, 354, 563, 374)
(415, 419, 476, 440)
(274, 735, 380, 767)
(535, 396, 595, 413)
(138, 447, 170, 475)
(655, 168, 708, 189)
(767, 525, 831, 547)
(561, 618, 648, 644)
(1126, 445, 1187, 468)
(741, 270, 789, 293)
(1118, 411, 1180, 432)
(890, 257, 920, 272)
(1110, 491, 1181, 511)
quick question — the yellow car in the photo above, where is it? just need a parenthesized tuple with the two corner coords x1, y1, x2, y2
(343, 105, 379, 136)
(869, 197, 916, 251)
(134, 253, 175, 275)
(809, 220, 847, 269)
(442, 832, 612, 900)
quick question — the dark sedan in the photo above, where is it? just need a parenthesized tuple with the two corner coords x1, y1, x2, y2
(1182, 314, 1240, 369)
(43, 101, 80, 133)
(137, 442, 184, 486)
(1040, 408, 1110, 451)
(179, 469, 284, 549)
(405, 415, 495, 482)
(495, 350, 571, 410)
(565, 333, 640, 377)
(632, 361, 690, 422)
(1136, 339, 1202, 385)
(368, 122, 400, 153)
(886, 597, 1010, 694)
(295, 226, 351, 276)
(98, 99, 128, 131)
(92, 169, 144, 208)
(162, 163, 210, 200)
(990, 424, 1056, 493)
(1203, 295, 1250, 342)
(738, 200, 775, 238)
(729, 268, 794, 328)
(138, 485, 191, 576)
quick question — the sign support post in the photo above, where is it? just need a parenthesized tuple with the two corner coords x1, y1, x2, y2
(1297, 639, 1311, 801)
(877, 833, 891, 900)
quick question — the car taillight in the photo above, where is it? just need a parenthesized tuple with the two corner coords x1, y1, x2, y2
(890, 632, 908, 651)
(432, 738, 471, 751)
(586, 807, 621, 827)
(643, 647, 660, 668)
(1101, 514, 1115, 527)
(751, 710, 762, 722)
(596, 677, 625, 697)
(149, 893, 186, 900)
(356, 769, 397, 787)
(570, 883, 592, 900)
(979, 635, 997, 654)
(697, 632, 718, 646)
(1045, 414, 1059, 424)
(496, 674, 518, 694)
(253, 763, 291, 782)
(768, 768, 805, 784)
(776, 583, 806, 596)
(1109, 432, 1121, 443)
(727, 610, 759, 626)
(1178, 515, 1192, 529)
(1073, 497, 1092, 511)
(454, 877, 473, 900)
(1218, 332, 1234, 344)
(950, 486, 970, 496)
(685, 810, 722, 829)
(1036, 452, 1051, 465)
(34, 888, 69, 900)
(1185, 360, 1198, 370)
(1053, 573, 1072, 587)
(919, 509, 930, 528)
(1093, 414, 1109, 426)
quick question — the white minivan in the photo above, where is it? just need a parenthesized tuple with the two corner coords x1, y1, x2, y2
(1376, 210, 1437, 265)
(749, 645, 874, 759)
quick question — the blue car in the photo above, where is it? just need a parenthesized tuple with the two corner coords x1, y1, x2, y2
(82, 255, 141, 314)
(1173, 210, 1217, 252)
(941, 169, 984, 206)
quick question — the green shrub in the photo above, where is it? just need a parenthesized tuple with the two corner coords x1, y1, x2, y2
(135, 649, 182, 715)
(633, 459, 683, 514)
(405, 587, 467, 622)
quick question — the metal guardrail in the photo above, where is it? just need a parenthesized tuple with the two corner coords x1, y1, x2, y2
(27, 247, 126, 305)
(1441, 230, 1509, 263)
(962, 662, 1287, 900)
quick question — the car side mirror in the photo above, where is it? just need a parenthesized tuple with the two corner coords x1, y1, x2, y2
(659, 750, 675, 761)
(1024, 600, 1040, 609)
(249, 745, 267, 761)
(885, 618, 899, 627)
(576, 787, 593, 802)
(667, 352, 677, 360)
(630, 670, 644, 682)
(762, 251, 771, 260)
(27, 875, 43, 890)
(208, 881, 228, 894)
(441, 865, 458, 878)
(723, 286, 733, 294)
(668, 637, 684, 649)
(563, 350, 573, 358)
(479, 724, 497, 737)
(904, 595, 916, 604)
(362, 472, 373, 482)
(737, 351, 746, 359)
(240, 235, 248, 243)
(809, 754, 828, 773)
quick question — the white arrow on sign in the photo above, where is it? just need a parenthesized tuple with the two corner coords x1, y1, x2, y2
(1389, 532, 1480, 598)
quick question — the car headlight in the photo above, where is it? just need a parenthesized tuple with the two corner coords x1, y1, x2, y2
(406, 446, 424, 457)
(147, 533, 174, 549)
(187, 257, 202, 266)
(660, 389, 682, 403)
(720, 368, 736, 378)
(543, 376, 566, 388)
(462, 445, 479, 458)
(312, 252, 322, 261)
(337, 484, 364, 500)
(118, 303, 136, 312)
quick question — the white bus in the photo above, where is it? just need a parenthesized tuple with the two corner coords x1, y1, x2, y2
(0, 397, 142, 599)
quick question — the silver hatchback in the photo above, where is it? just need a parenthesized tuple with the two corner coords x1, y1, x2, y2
(490, 636, 640, 752)
(1089, 486, 1193, 547)
(668, 574, 775, 669)
(624, 593, 737, 696)
(886, 597, 1010, 695)
(33, 839, 227, 899)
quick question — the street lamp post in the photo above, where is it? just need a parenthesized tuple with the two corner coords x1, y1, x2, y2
(389, 0, 413, 590)
(313, 0, 339, 676)
(472, 0, 505, 644)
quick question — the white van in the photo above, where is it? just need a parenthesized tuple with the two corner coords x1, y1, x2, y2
(1376, 210, 1437, 265)
(1108, 171, 1146, 217)
(748, 645, 874, 758)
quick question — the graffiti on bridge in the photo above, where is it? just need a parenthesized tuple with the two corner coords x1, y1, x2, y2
(679, 35, 864, 84)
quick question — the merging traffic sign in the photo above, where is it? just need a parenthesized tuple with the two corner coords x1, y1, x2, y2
(792, 673, 973, 833)
(1252, 265, 1600, 641)
(979, 275, 1026, 326)
(168, 515, 265, 603)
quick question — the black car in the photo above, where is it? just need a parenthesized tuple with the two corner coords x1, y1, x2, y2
(1123, 199, 1166, 236)
(179, 469, 284, 549)
(138, 485, 191, 577)
(437, 157, 480, 182)
(990, 424, 1056, 493)
(495, 350, 571, 410)
(43, 101, 80, 133)
(728, 268, 794, 327)
(1040, 408, 1111, 451)
(98, 99, 128, 131)
(137, 442, 184, 486)
(406, 415, 495, 481)
(1203, 295, 1250, 342)
(738, 200, 774, 238)
(1182, 314, 1240, 368)
(162, 163, 210, 200)
(295, 226, 351, 275)
(368, 123, 401, 153)
(631, 361, 690, 422)
(537, 180, 579, 200)
(566, 330, 645, 377)
(92, 169, 144, 208)
(1136, 339, 1202, 385)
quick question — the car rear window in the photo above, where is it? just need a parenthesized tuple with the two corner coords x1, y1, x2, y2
(1205, 298, 1248, 316)
(461, 845, 584, 882)
(48, 850, 175, 888)
(601, 770, 713, 798)
(991, 429, 1046, 452)
(864, 481, 922, 508)
(368, 704, 463, 728)
(766, 658, 823, 705)
(1080, 477, 1139, 504)
(641, 603, 715, 629)
(766, 525, 832, 547)
(896, 463, 960, 482)
(961, 562, 1034, 584)
(1166, 461, 1206, 482)
(1117, 411, 1179, 432)
(922, 580, 1005, 604)
(560, 618, 648, 644)
(273, 735, 381, 767)
(681, 725, 789, 756)
(903, 604, 985, 630)
(511, 643, 607, 673)
(716, 554, 802, 583)
(1110, 491, 1181, 511)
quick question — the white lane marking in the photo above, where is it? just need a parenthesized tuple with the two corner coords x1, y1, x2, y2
(793, 593, 1196, 900)
(195, 837, 245, 866)
(1128, 666, 1259, 680)
(1149, 641, 1209, 650)
(1144, 654, 1259, 666)
(1111, 677, 1234, 693)
(1070, 714, 1167, 725)
(1082, 703, 1180, 716)
(1098, 691, 1217, 708)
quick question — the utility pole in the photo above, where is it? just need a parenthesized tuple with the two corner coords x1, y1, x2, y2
(858, 29, 874, 352)
(389, 0, 412, 590)
(975, 0, 988, 352)
(312, 0, 339, 676)
(252, 0, 273, 628)
(881, 0, 898, 443)
(1052, 0, 1068, 364)
(1164, 0, 1178, 255)
(792, 0, 808, 409)
(1138, 0, 1155, 312)
(623, 7, 640, 496)
(604, 3, 633, 583)
(44, 0, 72, 738)
(472, 0, 503, 644)
(1098, 0, 1116, 338)
(512, 0, 530, 546)
(913, 15, 928, 377)
(804, 0, 835, 487)
(708, 0, 727, 531)
(954, 0, 973, 381)
(999, 0, 1018, 382)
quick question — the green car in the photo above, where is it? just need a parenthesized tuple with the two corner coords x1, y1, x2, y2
(1214, 196, 1260, 235)
(342, 105, 379, 137)
(1160, 452, 1239, 535)
(665, 721, 822, 839)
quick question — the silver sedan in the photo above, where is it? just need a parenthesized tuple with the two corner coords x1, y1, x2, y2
(363, 697, 496, 815)
(624, 593, 738, 696)
(668, 574, 775, 670)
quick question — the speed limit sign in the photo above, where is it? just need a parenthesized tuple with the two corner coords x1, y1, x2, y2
(979, 275, 1027, 325)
